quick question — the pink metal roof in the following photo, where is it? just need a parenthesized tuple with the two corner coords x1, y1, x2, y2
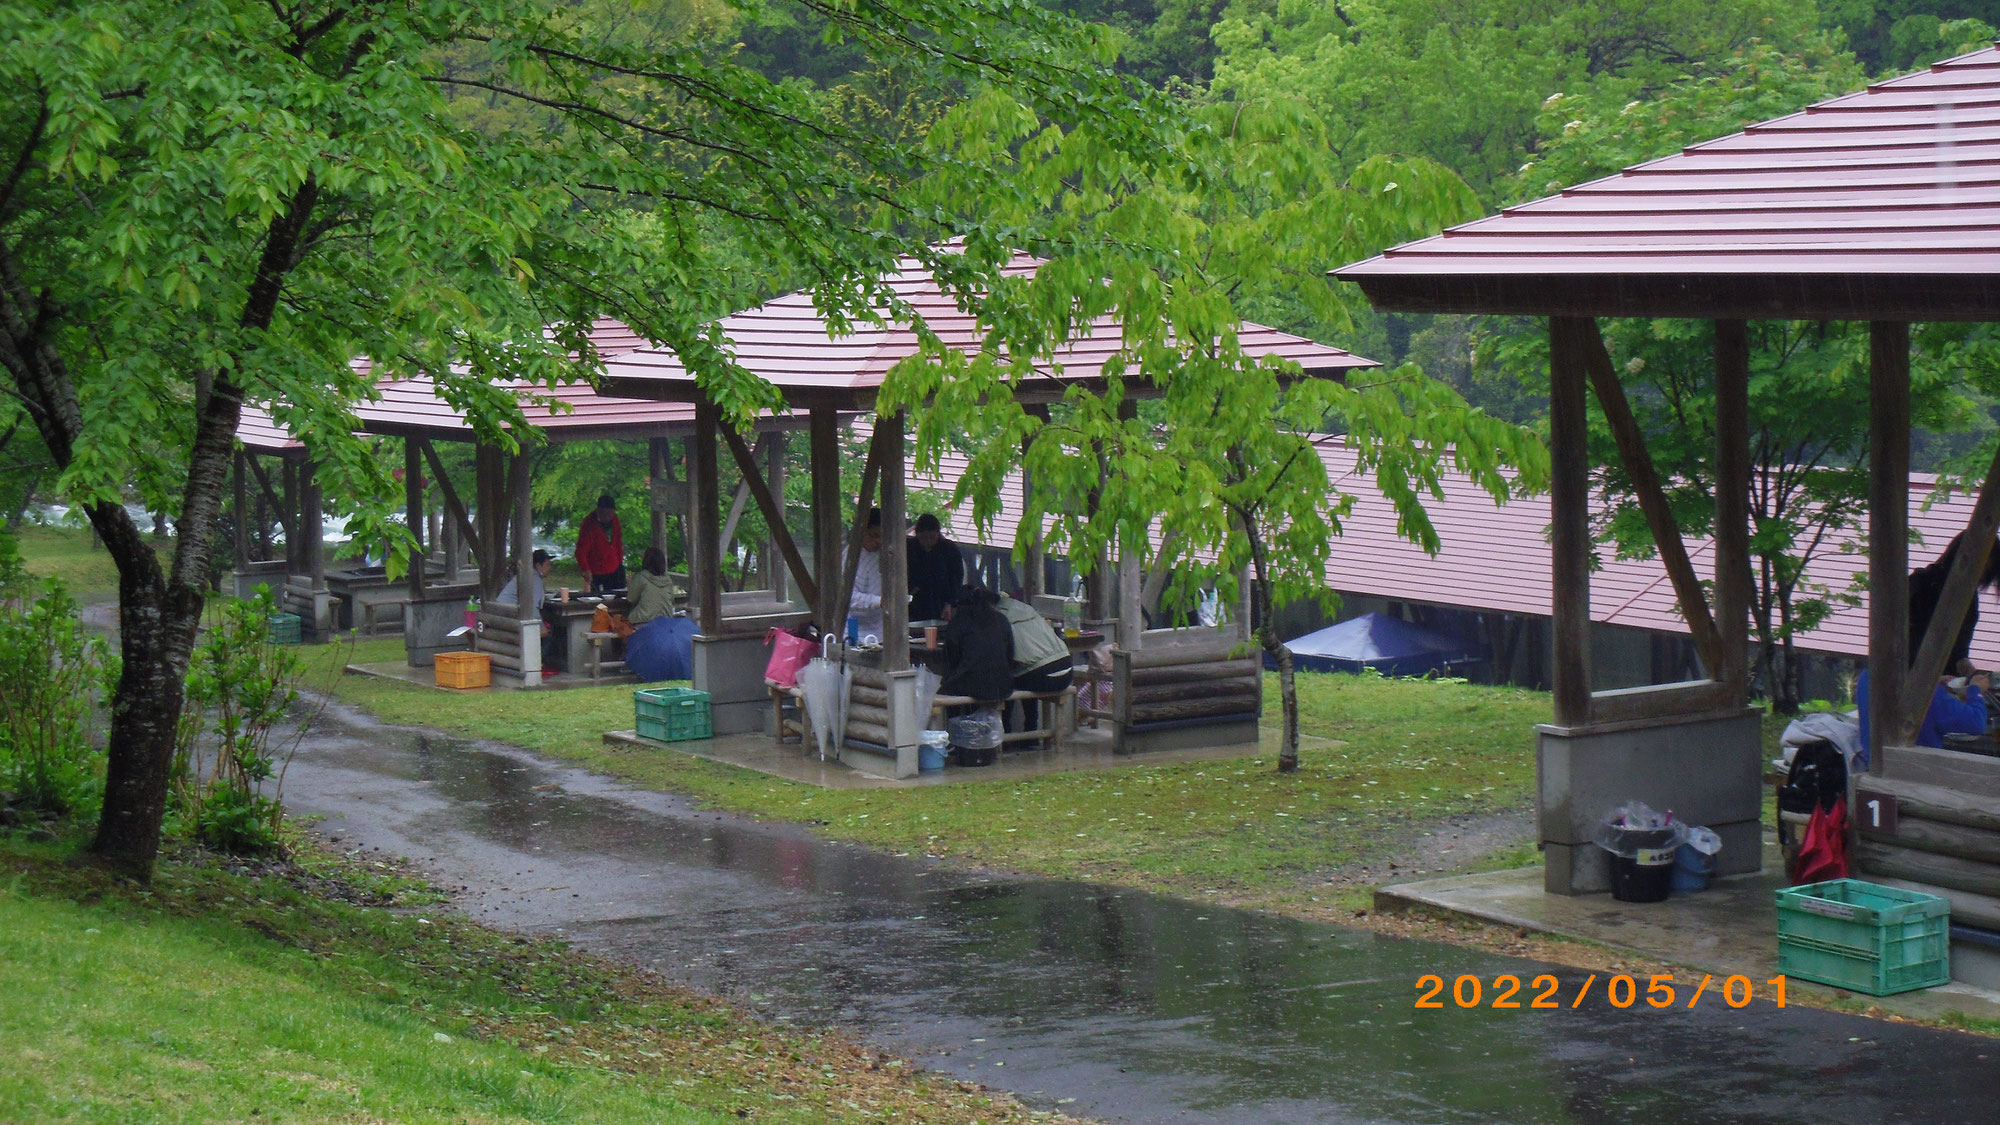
(235, 320, 743, 447)
(883, 418, 1993, 665)
(600, 252, 1377, 405)
(1336, 45, 2000, 319)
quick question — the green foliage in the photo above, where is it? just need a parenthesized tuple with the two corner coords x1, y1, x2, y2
(0, 577, 117, 816)
(172, 590, 301, 853)
(1211, 0, 1823, 201)
(1819, 2, 2000, 72)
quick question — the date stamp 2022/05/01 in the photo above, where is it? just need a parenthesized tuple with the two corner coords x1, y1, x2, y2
(1415, 973, 1786, 1010)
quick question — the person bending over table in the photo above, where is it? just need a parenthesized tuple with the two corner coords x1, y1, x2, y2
(575, 494, 626, 593)
(942, 585, 1015, 708)
(1854, 666, 1989, 772)
(999, 592, 1072, 732)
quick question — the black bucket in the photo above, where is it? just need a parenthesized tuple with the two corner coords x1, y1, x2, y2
(1601, 828, 1679, 903)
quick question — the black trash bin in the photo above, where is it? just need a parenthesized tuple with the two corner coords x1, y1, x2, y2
(1601, 827, 1679, 903)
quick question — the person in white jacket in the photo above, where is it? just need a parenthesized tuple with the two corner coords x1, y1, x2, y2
(848, 508, 885, 642)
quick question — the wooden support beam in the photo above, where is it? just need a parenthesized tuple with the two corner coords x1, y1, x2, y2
(1579, 318, 1723, 675)
(647, 437, 669, 555)
(1117, 533, 1144, 650)
(280, 456, 300, 573)
(301, 459, 325, 588)
(1548, 317, 1596, 727)
(835, 422, 889, 632)
(404, 438, 426, 601)
(721, 424, 819, 609)
(1870, 321, 1913, 758)
(880, 411, 910, 671)
(1021, 404, 1048, 599)
(1712, 320, 1753, 702)
(232, 450, 250, 569)
(419, 439, 482, 566)
(811, 407, 843, 628)
(691, 403, 722, 634)
(719, 477, 751, 561)
(766, 432, 788, 601)
(1900, 439, 2000, 739)
(509, 445, 539, 678)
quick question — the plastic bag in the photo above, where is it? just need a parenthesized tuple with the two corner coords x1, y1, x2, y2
(947, 707, 1004, 750)
(1682, 825, 1722, 857)
(1593, 800, 1689, 859)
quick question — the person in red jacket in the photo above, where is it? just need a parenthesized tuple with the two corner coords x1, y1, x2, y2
(575, 494, 626, 593)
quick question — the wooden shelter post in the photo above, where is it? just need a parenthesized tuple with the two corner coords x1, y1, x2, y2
(1021, 404, 1050, 599)
(1547, 317, 1595, 727)
(647, 437, 669, 555)
(880, 411, 910, 671)
(232, 450, 250, 571)
(1713, 320, 1753, 702)
(765, 431, 788, 602)
(809, 407, 842, 627)
(508, 445, 539, 679)
(404, 438, 426, 602)
(301, 459, 325, 590)
(281, 457, 300, 573)
(1869, 321, 1912, 759)
(691, 403, 722, 634)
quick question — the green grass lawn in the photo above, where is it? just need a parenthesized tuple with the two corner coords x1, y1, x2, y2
(12, 524, 168, 601)
(301, 640, 1548, 908)
(0, 833, 1049, 1124)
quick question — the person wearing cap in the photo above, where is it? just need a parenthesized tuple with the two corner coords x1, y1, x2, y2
(497, 549, 565, 675)
(847, 508, 886, 642)
(575, 494, 626, 593)
(906, 512, 965, 622)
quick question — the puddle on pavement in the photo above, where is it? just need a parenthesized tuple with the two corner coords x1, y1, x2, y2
(283, 709, 2000, 1124)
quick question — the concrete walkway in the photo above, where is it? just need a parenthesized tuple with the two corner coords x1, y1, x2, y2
(1376, 839, 2000, 1025)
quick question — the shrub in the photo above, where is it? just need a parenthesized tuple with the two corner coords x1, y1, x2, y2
(172, 590, 301, 854)
(0, 569, 117, 818)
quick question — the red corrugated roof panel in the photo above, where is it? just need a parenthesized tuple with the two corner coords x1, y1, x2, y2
(1336, 45, 2000, 288)
(602, 251, 1376, 400)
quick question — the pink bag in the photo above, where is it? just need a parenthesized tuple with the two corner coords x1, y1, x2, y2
(764, 626, 818, 688)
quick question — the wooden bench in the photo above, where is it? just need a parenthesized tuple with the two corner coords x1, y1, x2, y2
(583, 631, 627, 679)
(933, 686, 1076, 754)
(769, 682, 809, 745)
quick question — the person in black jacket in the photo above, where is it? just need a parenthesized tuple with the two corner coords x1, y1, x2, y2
(907, 512, 965, 621)
(941, 585, 1014, 704)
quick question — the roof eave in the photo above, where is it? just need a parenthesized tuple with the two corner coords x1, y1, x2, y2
(1337, 270, 2000, 321)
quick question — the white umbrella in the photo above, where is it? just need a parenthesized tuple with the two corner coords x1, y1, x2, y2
(912, 665, 942, 734)
(798, 638, 850, 761)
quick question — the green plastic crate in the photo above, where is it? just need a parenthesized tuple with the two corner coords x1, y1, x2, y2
(635, 687, 711, 743)
(1776, 878, 1950, 996)
(267, 612, 302, 645)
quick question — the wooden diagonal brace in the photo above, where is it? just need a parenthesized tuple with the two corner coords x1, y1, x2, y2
(1577, 320, 1725, 677)
(418, 438, 481, 564)
(721, 426, 819, 608)
(1899, 439, 2000, 742)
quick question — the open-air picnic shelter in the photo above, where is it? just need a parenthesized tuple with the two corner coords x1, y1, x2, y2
(1336, 42, 2000, 985)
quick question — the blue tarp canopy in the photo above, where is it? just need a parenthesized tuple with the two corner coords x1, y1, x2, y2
(1279, 613, 1477, 677)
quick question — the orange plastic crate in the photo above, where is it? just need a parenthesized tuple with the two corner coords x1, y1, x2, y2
(434, 650, 491, 689)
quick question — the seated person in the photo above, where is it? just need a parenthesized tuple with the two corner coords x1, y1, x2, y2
(1853, 666, 1989, 772)
(941, 585, 1015, 706)
(998, 592, 1072, 732)
(622, 553, 695, 683)
(625, 547, 681, 626)
(496, 549, 563, 675)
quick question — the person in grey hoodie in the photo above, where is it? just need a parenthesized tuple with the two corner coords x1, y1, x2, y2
(999, 592, 1072, 731)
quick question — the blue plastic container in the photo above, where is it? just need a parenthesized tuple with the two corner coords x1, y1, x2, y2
(918, 731, 949, 771)
(1671, 841, 1717, 893)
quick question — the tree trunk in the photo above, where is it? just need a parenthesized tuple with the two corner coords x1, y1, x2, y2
(1241, 517, 1298, 772)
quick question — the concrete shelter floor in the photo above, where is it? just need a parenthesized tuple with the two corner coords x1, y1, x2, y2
(345, 659, 636, 692)
(1377, 837, 2000, 1025)
(600, 724, 1276, 789)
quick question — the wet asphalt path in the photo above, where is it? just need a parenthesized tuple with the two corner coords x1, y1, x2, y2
(282, 703, 2000, 1124)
